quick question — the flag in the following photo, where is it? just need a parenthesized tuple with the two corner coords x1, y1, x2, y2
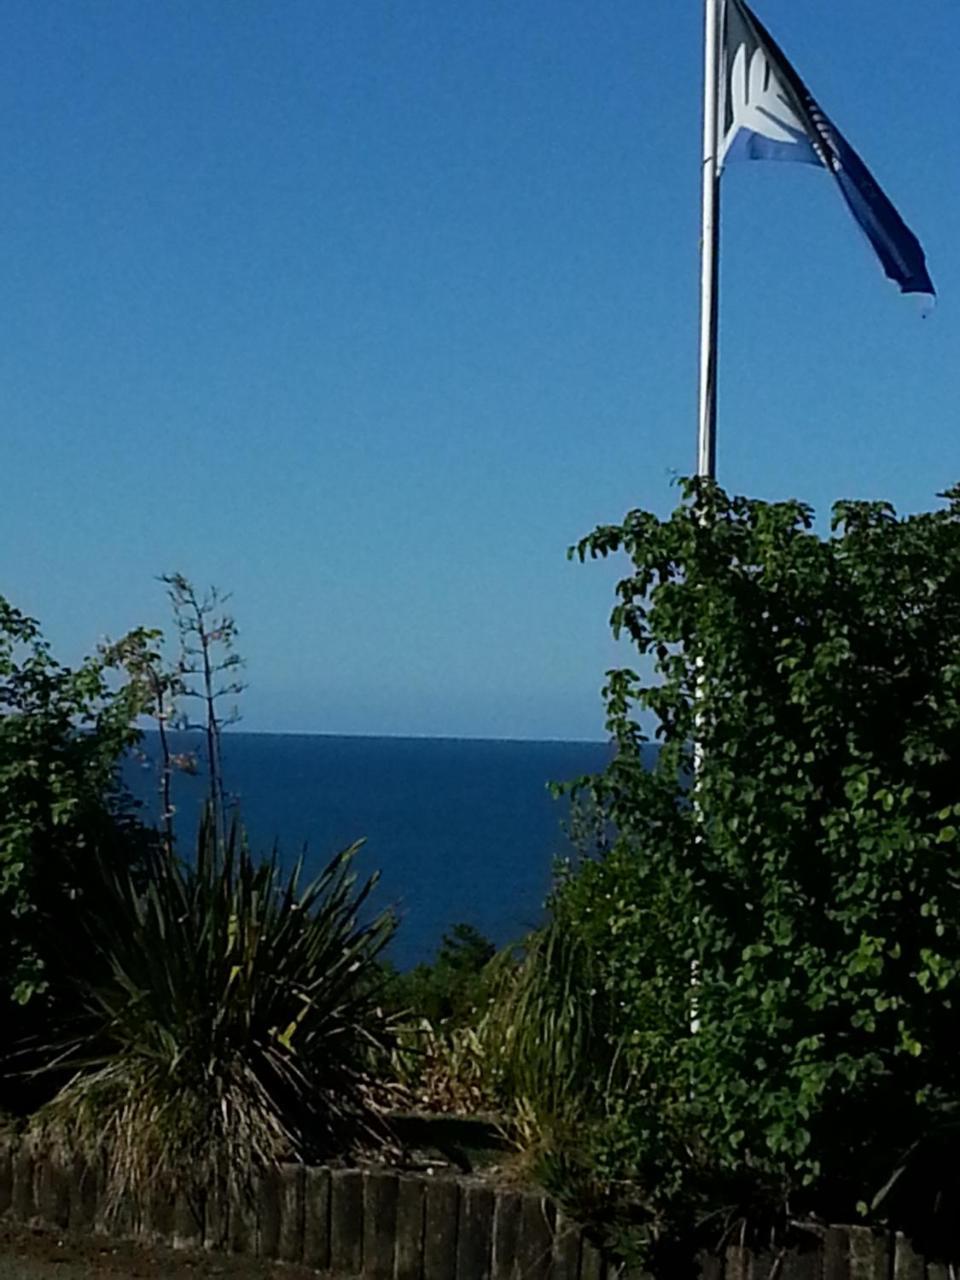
(720, 0, 935, 298)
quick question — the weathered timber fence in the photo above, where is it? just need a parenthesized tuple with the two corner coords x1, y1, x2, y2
(0, 1135, 947, 1278)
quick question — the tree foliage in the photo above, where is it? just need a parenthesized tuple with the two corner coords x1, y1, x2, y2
(0, 598, 151, 1009)
(543, 478, 960, 1266)
(384, 923, 497, 1027)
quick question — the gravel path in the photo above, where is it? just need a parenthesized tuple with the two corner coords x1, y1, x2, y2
(0, 1224, 318, 1279)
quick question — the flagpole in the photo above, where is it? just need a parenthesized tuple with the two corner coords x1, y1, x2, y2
(697, 0, 721, 481)
(691, 0, 721, 1037)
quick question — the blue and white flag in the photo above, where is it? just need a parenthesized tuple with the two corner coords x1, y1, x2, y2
(720, 0, 935, 298)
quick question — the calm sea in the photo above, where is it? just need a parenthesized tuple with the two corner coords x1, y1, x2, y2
(125, 732, 613, 969)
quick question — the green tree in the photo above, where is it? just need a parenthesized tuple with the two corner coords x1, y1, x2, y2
(385, 923, 496, 1026)
(536, 479, 960, 1268)
(102, 626, 183, 856)
(0, 598, 152, 1010)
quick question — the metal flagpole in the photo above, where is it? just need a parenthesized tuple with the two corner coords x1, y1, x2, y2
(697, 0, 721, 481)
(691, 0, 722, 1035)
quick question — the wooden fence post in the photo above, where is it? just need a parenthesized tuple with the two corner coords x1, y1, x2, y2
(847, 1226, 886, 1279)
(228, 1179, 258, 1256)
(364, 1170, 399, 1280)
(37, 1148, 70, 1228)
(723, 1245, 749, 1280)
(492, 1189, 522, 1280)
(424, 1177, 460, 1280)
(778, 1243, 822, 1279)
(552, 1209, 582, 1280)
(0, 1138, 14, 1218)
(257, 1166, 283, 1260)
(579, 1235, 605, 1280)
(892, 1233, 925, 1280)
(456, 1183, 495, 1280)
(11, 1142, 36, 1223)
(303, 1167, 331, 1272)
(395, 1176, 426, 1280)
(203, 1180, 230, 1253)
(67, 1156, 100, 1235)
(330, 1168, 365, 1277)
(276, 1165, 306, 1264)
(823, 1227, 850, 1280)
(515, 1192, 554, 1280)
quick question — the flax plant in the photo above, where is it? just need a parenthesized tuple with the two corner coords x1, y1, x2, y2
(480, 921, 622, 1154)
(29, 813, 395, 1216)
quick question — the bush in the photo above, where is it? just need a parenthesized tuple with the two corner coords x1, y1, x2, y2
(0, 597, 154, 1022)
(29, 814, 396, 1214)
(523, 479, 960, 1269)
(384, 923, 496, 1026)
(383, 924, 500, 1114)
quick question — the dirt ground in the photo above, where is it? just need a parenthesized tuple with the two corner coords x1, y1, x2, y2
(0, 1223, 320, 1279)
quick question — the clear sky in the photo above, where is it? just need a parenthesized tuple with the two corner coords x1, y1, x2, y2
(1, 1, 956, 740)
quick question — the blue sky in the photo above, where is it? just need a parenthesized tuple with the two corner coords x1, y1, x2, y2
(1, 0, 955, 740)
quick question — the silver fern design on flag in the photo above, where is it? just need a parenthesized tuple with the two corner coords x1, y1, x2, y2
(719, 0, 934, 296)
(722, 43, 824, 167)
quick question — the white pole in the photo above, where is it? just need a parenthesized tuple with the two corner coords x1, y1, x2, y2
(697, 0, 721, 481)
(691, 0, 722, 1036)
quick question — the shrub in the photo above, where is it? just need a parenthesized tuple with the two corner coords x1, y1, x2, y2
(524, 479, 960, 1269)
(389, 1018, 496, 1115)
(29, 814, 396, 1214)
(0, 597, 154, 1018)
(383, 923, 496, 1027)
(383, 924, 500, 1114)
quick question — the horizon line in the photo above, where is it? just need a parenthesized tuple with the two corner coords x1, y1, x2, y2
(138, 725, 613, 748)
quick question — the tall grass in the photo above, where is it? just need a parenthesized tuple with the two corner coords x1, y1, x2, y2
(384, 919, 621, 1154)
(481, 923, 621, 1154)
(29, 814, 395, 1214)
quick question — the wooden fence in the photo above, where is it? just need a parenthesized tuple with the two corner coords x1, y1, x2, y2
(0, 1135, 949, 1278)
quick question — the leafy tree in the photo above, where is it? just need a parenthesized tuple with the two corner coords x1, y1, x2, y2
(537, 479, 960, 1269)
(102, 626, 183, 855)
(384, 923, 496, 1027)
(0, 597, 152, 1011)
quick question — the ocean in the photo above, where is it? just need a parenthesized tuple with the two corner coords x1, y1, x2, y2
(125, 732, 613, 969)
